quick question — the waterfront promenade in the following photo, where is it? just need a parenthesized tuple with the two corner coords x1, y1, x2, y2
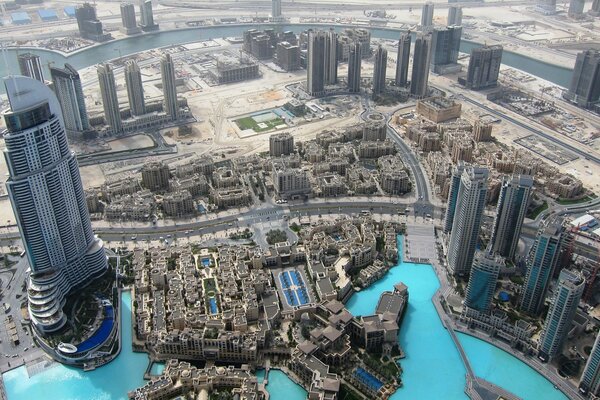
(418, 230, 584, 400)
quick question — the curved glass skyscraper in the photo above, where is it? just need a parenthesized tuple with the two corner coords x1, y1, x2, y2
(2, 76, 107, 334)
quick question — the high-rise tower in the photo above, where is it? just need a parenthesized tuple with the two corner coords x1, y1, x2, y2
(271, 0, 282, 21)
(564, 50, 600, 109)
(421, 2, 434, 30)
(447, 166, 488, 276)
(591, 0, 600, 16)
(489, 175, 533, 260)
(120, 3, 140, 35)
(520, 223, 565, 315)
(139, 0, 159, 31)
(75, 3, 109, 41)
(160, 53, 179, 121)
(538, 269, 584, 362)
(124, 60, 146, 116)
(447, 5, 463, 26)
(443, 161, 465, 233)
(17, 53, 44, 82)
(324, 30, 338, 85)
(464, 45, 503, 90)
(430, 26, 462, 74)
(50, 64, 91, 135)
(580, 332, 600, 396)
(2, 76, 107, 333)
(395, 31, 411, 87)
(568, 0, 585, 18)
(464, 250, 502, 313)
(347, 42, 362, 93)
(372, 45, 387, 99)
(97, 63, 123, 133)
(307, 30, 326, 96)
(410, 33, 432, 97)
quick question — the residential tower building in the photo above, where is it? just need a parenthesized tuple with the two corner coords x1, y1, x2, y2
(2, 76, 107, 333)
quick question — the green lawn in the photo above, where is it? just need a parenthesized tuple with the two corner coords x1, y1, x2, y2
(235, 116, 285, 132)
(556, 194, 597, 205)
(528, 201, 548, 219)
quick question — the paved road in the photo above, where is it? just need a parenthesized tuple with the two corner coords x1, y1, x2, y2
(456, 94, 600, 166)
(360, 96, 437, 219)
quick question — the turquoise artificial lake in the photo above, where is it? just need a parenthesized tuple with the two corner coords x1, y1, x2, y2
(257, 369, 307, 400)
(3, 237, 568, 399)
(3, 291, 149, 400)
(345, 235, 567, 400)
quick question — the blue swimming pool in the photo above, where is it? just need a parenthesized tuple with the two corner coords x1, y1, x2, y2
(76, 304, 115, 353)
(354, 367, 384, 391)
(208, 297, 218, 314)
(290, 271, 302, 286)
(201, 258, 211, 267)
(3, 291, 150, 400)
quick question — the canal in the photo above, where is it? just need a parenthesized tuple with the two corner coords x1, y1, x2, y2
(0, 23, 573, 92)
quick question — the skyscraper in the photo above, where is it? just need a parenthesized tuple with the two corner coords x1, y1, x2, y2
(520, 223, 565, 315)
(489, 175, 533, 260)
(591, 0, 600, 16)
(537, 0, 557, 14)
(447, 166, 488, 276)
(97, 63, 123, 133)
(17, 53, 44, 82)
(464, 250, 502, 313)
(372, 45, 387, 99)
(410, 33, 432, 97)
(447, 5, 463, 26)
(395, 31, 411, 87)
(124, 60, 146, 116)
(324, 30, 338, 85)
(538, 269, 584, 362)
(568, 0, 585, 18)
(443, 161, 465, 233)
(139, 0, 159, 31)
(2, 76, 107, 333)
(50, 64, 91, 135)
(421, 2, 434, 30)
(75, 3, 109, 42)
(464, 45, 503, 90)
(120, 2, 140, 35)
(347, 42, 362, 93)
(160, 53, 179, 121)
(580, 332, 600, 396)
(430, 26, 462, 74)
(271, 0, 282, 21)
(564, 50, 600, 109)
(307, 30, 326, 96)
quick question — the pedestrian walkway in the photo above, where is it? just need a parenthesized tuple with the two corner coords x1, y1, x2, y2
(404, 224, 436, 263)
